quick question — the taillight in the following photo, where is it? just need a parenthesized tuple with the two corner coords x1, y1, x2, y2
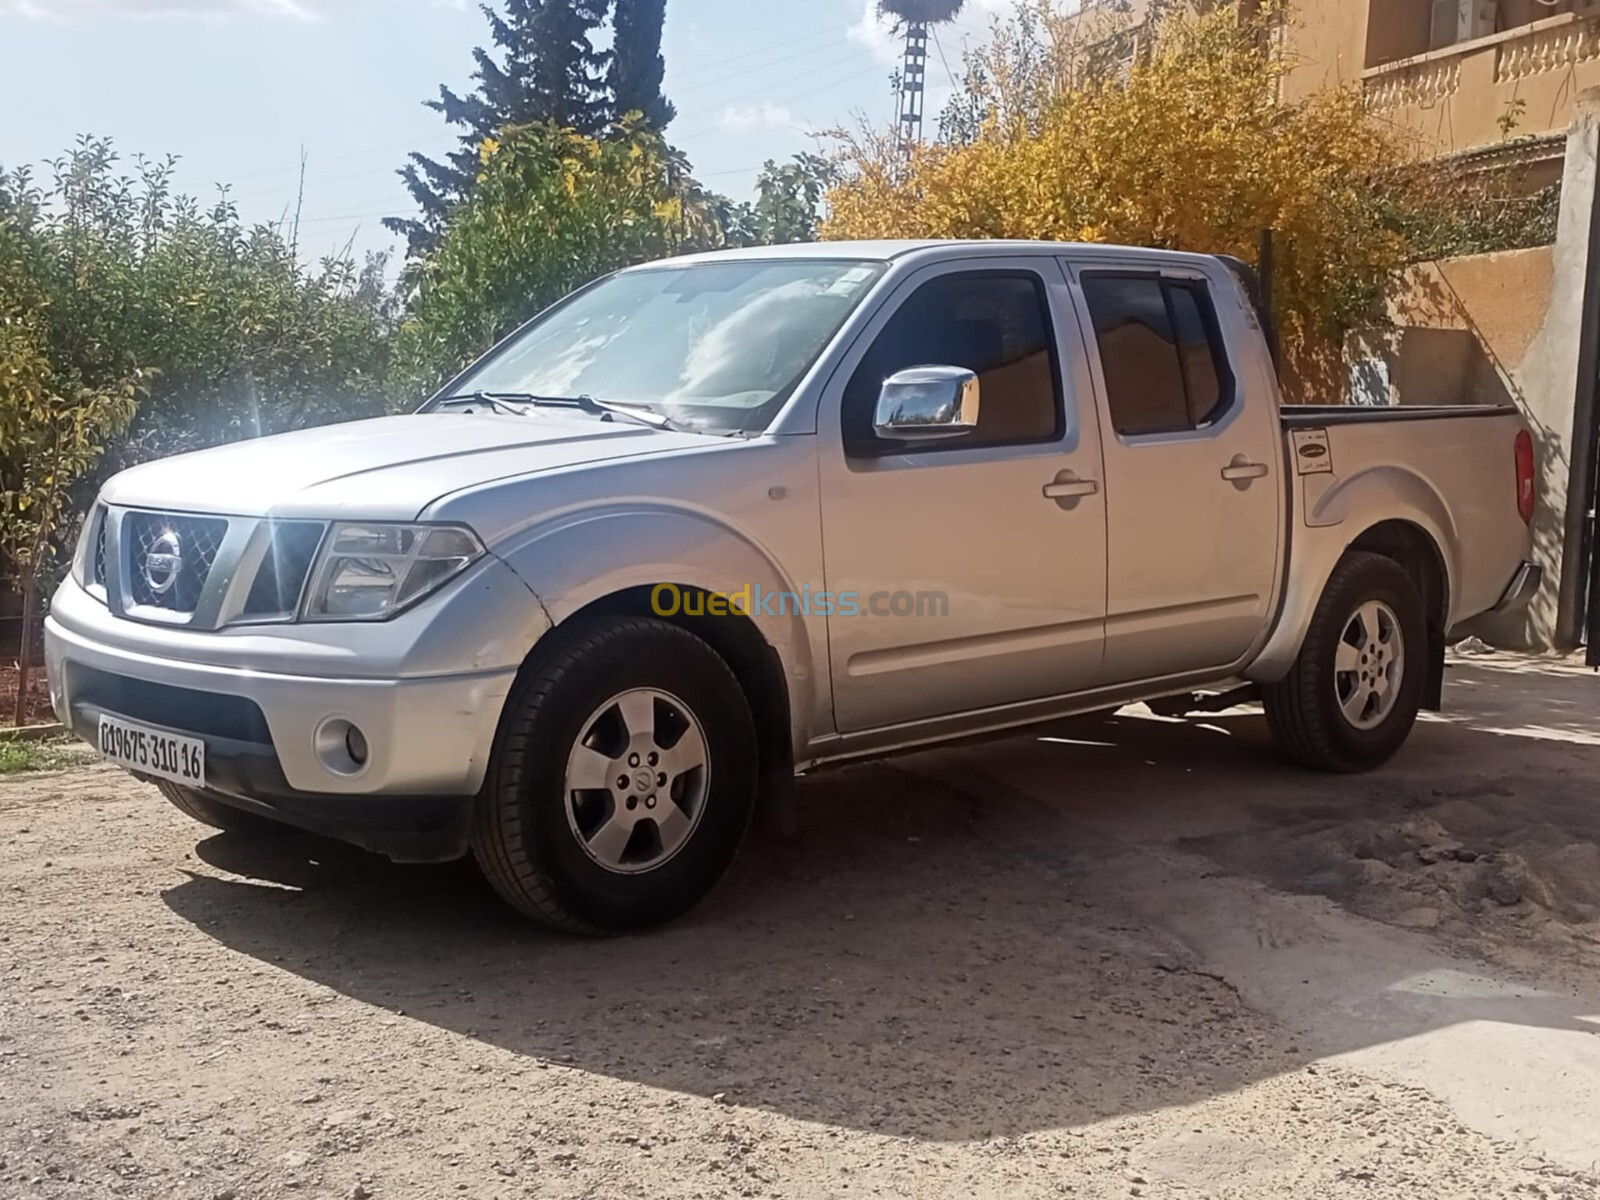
(1514, 430, 1535, 525)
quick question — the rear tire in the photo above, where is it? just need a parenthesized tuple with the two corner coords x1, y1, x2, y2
(473, 616, 758, 934)
(1263, 551, 1427, 773)
(156, 781, 286, 835)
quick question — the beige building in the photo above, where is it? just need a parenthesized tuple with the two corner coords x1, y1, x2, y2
(1307, 0, 1600, 181)
(1084, 0, 1600, 173)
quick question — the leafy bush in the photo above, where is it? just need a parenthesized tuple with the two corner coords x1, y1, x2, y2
(1, 138, 395, 488)
(1397, 172, 1561, 263)
(0, 136, 396, 697)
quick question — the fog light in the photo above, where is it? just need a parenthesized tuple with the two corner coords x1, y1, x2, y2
(314, 718, 370, 777)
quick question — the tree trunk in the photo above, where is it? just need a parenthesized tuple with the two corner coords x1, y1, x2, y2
(11, 567, 38, 728)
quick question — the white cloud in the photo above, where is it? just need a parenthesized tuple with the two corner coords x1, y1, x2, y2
(847, 0, 904, 67)
(1, 0, 319, 18)
(717, 102, 797, 134)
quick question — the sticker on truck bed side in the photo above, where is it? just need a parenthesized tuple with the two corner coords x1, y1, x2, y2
(1290, 428, 1333, 475)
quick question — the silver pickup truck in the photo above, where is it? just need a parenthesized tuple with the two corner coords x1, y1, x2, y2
(46, 240, 1540, 932)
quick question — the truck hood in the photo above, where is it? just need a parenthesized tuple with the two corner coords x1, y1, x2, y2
(100, 411, 710, 520)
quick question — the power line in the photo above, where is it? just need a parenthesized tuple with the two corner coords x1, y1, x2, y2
(223, 18, 866, 191)
(932, 27, 960, 91)
(231, 42, 880, 211)
(283, 48, 887, 227)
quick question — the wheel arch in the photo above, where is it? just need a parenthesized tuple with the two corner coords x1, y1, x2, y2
(494, 583, 799, 830)
(1250, 511, 1453, 709)
(492, 503, 822, 748)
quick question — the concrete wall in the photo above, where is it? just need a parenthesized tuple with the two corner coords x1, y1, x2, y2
(1281, 0, 1372, 95)
(1374, 93, 1598, 649)
(1376, 246, 1559, 644)
(1388, 247, 1556, 391)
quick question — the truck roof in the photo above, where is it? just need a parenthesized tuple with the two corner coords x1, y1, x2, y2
(637, 239, 1225, 271)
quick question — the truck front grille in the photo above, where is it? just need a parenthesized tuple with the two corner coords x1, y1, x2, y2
(242, 522, 326, 618)
(124, 513, 229, 614)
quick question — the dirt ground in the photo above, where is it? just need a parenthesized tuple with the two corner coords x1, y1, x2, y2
(2, 648, 1599, 1199)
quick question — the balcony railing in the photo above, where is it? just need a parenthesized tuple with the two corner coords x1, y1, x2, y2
(1365, 57, 1462, 111)
(1496, 15, 1600, 81)
(1363, 11, 1600, 114)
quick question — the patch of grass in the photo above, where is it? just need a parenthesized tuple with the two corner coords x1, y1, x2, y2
(0, 738, 82, 775)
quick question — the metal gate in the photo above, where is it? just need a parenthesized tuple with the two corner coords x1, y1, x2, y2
(1587, 451, 1600, 666)
(1585, 371, 1600, 666)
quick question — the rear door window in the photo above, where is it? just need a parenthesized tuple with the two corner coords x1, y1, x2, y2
(1080, 273, 1235, 437)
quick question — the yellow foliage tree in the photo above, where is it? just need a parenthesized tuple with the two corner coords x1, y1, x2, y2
(824, 1, 1415, 397)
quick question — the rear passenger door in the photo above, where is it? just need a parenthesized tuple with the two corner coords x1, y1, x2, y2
(1066, 262, 1282, 683)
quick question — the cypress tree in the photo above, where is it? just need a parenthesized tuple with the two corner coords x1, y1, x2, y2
(386, 0, 614, 255)
(609, 0, 674, 130)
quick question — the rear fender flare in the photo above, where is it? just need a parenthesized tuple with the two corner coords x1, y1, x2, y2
(1249, 466, 1456, 682)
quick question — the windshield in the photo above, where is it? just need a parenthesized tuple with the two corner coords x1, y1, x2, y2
(437, 258, 887, 435)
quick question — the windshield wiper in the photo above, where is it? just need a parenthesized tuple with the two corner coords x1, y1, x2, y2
(434, 391, 694, 433)
(434, 391, 564, 415)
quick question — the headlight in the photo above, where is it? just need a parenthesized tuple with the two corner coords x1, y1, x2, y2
(70, 505, 104, 591)
(302, 523, 485, 622)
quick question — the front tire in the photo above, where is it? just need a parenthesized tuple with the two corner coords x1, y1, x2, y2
(1263, 551, 1427, 773)
(473, 616, 758, 934)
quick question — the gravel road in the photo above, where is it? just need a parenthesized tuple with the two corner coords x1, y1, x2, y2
(3, 649, 1598, 1199)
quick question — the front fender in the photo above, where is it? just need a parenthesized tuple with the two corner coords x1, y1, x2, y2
(492, 503, 822, 752)
(1248, 465, 1457, 681)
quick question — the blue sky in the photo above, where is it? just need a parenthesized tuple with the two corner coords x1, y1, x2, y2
(0, 0, 1019, 263)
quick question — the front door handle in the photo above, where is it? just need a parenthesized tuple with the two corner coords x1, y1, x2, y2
(1221, 458, 1270, 483)
(1043, 472, 1100, 503)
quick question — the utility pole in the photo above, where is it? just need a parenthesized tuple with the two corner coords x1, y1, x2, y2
(896, 19, 929, 151)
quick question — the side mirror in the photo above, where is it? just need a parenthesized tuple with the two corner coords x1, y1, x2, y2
(873, 365, 981, 442)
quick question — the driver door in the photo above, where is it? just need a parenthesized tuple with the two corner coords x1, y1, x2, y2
(818, 258, 1109, 733)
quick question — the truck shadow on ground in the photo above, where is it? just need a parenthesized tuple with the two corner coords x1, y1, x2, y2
(161, 659, 1600, 1143)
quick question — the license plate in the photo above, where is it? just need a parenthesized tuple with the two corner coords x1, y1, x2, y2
(97, 714, 206, 788)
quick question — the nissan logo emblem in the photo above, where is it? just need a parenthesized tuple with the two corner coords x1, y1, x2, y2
(142, 530, 184, 596)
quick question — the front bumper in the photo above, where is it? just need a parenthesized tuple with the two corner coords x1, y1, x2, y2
(45, 574, 530, 861)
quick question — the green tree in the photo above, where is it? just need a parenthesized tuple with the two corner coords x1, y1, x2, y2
(392, 120, 724, 394)
(390, 0, 615, 254)
(735, 154, 835, 246)
(609, 0, 675, 130)
(0, 136, 395, 701)
(0, 197, 139, 723)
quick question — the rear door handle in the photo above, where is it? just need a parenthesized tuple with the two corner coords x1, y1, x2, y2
(1221, 460, 1270, 482)
(1043, 476, 1100, 500)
